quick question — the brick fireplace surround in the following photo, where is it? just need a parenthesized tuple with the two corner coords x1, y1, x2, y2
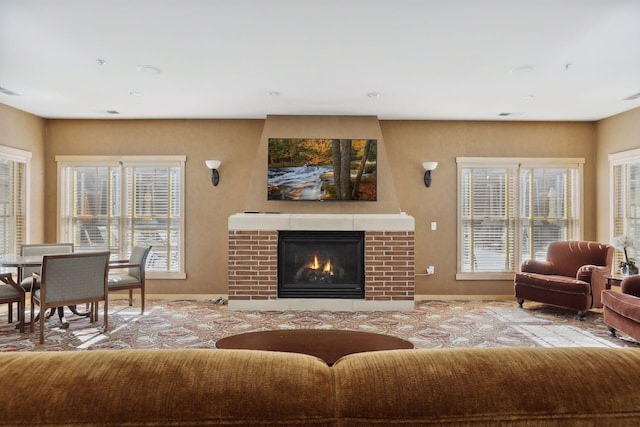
(228, 213, 415, 311)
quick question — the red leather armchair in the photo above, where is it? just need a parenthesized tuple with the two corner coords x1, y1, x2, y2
(514, 241, 614, 320)
(602, 275, 640, 342)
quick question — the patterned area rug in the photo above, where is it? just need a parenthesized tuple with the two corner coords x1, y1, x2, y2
(0, 299, 638, 351)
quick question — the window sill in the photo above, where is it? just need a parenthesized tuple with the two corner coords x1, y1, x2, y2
(147, 272, 187, 280)
(456, 272, 515, 281)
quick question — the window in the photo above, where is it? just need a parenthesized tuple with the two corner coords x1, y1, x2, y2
(457, 157, 584, 280)
(0, 146, 30, 260)
(610, 148, 640, 268)
(57, 156, 186, 279)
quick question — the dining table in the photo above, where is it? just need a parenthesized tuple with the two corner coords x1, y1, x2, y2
(0, 254, 96, 328)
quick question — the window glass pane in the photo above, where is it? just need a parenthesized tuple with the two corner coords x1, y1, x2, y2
(613, 161, 640, 267)
(459, 158, 582, 275)
(58, 158, 183, 275)
(0, 156, 27, 258)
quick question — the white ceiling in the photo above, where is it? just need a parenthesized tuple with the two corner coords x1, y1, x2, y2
(1, 0, 640, 121)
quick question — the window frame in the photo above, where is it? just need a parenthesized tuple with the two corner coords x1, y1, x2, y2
(56, 155, 186, 279)
(609, 148, 640, 268)
(0, 145, 31, 258)
(456, 157, 584, 281)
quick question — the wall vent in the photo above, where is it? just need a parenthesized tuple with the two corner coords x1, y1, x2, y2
(0, 86, 20, 96)
(623, 92, 640, 101)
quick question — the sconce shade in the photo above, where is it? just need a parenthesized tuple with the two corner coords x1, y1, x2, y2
(422, 161, 438, 188)
(422, 161, 438, 171)
(205, 160, 221, 170)
(205, 160, 221, 186)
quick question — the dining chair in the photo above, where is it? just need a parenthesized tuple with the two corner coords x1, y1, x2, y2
(31, 251, 110, 344)
(19, 243, 74, 291)
(0, 273, 25, 333)
(108, 245, 152, 314)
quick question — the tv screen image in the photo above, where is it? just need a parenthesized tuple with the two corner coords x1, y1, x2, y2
(267, 138, 377, 201)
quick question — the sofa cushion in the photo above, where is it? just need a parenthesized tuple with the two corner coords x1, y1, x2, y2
(515, 272, 590, 294)
(332, 347, 640, 426)
(602, 290, 640, 323)
(0, 349, 335, 427)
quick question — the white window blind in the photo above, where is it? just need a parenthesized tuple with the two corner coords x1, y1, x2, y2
(0, 146, 30, 260)
(57, 156, 186, 279)
(610, 149, 640, 268)
(457, 157, 583, 280)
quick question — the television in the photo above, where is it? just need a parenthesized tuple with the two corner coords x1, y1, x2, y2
(267, 138, 377, 201)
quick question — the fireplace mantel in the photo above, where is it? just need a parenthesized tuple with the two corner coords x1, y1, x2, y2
(227, 213, 415, 311)
(228, 213, 414, 231)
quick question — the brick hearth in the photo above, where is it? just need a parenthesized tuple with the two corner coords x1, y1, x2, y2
(227, 214, 415, 311)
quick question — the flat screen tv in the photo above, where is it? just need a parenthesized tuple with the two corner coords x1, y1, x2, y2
(267, 138, 377, 201)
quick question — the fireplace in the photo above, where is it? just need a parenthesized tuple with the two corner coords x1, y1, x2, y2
(227, 213, 415, 311)
(278, 230, 365, 299)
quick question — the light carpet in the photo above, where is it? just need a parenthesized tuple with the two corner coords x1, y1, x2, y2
(0, 299, 638, 351)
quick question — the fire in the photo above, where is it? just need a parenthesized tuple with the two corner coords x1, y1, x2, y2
(309, 256, 334, 275)
(323, 260, 332, 273)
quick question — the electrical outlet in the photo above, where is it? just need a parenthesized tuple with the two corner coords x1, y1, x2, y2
(431, 221, 437, 231)
(427, 266, 435, 275)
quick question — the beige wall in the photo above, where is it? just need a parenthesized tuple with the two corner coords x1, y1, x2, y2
(380, 120, 597, 296)
(42, 116, 598, 297)
(1, 102, 610, 297)
(44, 119, 264, 296)
(0, 104, 46, 242)
(595, 107, 640, 244)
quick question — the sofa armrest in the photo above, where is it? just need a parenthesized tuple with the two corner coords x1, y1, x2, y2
(521, 260, 553, 274)
(621, 275, 640, 298)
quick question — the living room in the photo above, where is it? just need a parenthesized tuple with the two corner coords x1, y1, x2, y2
(1, 0, 640, 303)
(3, 2, 640, 424)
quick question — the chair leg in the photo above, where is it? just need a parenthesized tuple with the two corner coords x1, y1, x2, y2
(129, 289, 133, 307)
(517, 298, 524, 308)
(8, 302, 13, 323)
(578, 311, 587, 321)
(104, 300, 108, 331)
(30, 298, 35, 333)
(18, 299, 24, 333)
(39, 307, 45, 344)
(141, 288, 145, 314)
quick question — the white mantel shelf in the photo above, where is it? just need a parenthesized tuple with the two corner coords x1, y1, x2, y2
(228, 213, 415, 231)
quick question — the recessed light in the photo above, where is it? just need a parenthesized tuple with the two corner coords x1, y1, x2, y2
(267, 91, 280, 97)
(138, 65, 162, 74)
(96, 58, 106, 66)
(510, 65, 534, 74)
(366, 92, 381, 99)
(129, 91, 143, 97)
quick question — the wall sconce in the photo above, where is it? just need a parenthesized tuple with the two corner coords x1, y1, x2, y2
(205, 160, 221, 186)
(422, 162, 438, 187)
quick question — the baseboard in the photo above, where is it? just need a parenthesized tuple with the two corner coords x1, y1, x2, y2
(414, 295, 514, 301)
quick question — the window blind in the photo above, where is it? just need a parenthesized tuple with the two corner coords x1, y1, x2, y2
(457, 158, 583, 279)
(0, 146, 30, 260)
(57, 156, 185, 277)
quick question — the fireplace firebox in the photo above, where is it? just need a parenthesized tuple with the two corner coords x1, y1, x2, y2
(278, 230, 365, 299)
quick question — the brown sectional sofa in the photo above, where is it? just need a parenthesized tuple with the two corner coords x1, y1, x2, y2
(2, 347, 640, 426)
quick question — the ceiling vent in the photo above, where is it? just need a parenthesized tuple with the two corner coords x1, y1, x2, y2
(623, 92, 640, 101)
(0, 86, 20, 96)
